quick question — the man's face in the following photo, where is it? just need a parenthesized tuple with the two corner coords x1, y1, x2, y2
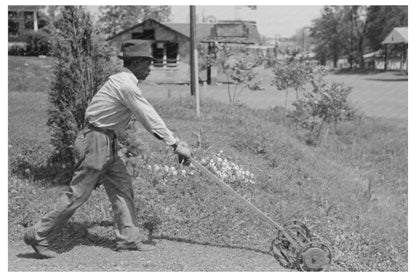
(130, 58, 152, 80)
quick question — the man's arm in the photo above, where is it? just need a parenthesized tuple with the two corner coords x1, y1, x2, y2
(121, 84, 177, 146)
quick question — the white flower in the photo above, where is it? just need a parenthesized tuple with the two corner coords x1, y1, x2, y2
(154, 164, 160, 171)
(171, 166, 176, 172)
(181, 169, 187, 176)
(172, 170, 178, 176)
(164, 165, 170, 172)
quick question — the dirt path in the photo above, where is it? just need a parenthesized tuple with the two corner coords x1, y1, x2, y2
(9, 239, 286, 271)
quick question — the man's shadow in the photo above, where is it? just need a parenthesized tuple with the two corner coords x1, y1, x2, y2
(17, 221, 274, 260)
(17, 221, 115, 259)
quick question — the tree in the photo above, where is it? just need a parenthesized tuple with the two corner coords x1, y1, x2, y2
(310, 6, 350, 67)
(364, 6, 408, 51)
(98, 5, 172, 36)
(47, 6, 115, 175)
(340, 6, 369, 69)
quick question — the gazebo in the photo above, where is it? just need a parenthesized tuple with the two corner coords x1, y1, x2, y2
(381, 27, 408, 73)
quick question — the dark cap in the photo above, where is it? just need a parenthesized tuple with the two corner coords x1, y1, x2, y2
(117, 39, 154, 60)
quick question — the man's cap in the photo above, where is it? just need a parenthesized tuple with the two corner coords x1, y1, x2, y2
(118, 39, 154, 60)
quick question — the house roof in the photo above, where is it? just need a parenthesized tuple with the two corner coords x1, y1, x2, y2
(108, 18, 214, 42)
(164, 23, 214, 41)
(202, 20, 260, 44)
(382, 27, 408, 44)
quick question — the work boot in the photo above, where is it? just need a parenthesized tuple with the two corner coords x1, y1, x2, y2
(116, 241, 156, 252)
(23, 227, 57, 259)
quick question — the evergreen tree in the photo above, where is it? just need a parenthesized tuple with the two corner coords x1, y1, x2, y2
(47, 6, 115, 173)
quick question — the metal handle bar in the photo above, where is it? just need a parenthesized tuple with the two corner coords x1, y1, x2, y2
(190, 158, 300, 248)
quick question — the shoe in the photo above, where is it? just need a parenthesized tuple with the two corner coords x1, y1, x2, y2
(23, 227, 56, 259)
(116, 242, 156, 252)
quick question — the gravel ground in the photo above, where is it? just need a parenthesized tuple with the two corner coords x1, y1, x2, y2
(9, 239, 286, 271)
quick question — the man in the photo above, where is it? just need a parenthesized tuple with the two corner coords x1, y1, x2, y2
(24, 40, 192, 258)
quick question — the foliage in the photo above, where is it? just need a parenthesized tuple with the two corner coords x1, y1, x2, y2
(47, 6, 115, 173)
(365, 6, 408, 52)
(22, 29, 52, 56)
(8, 44, 26, 56)
(309, 6, 349, 67)
(98, 5, 172, 36)
(272, 48, 327, 113)
(291, 80, 354, 145)
(213, 45, 262, 105)
(8, 30, 52, 57)
(309, 5, 408, 68)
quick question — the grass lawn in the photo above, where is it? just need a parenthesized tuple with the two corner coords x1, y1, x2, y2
(8, 56, 408, 271)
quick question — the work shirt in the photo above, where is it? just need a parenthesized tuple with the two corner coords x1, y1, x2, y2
(85, 68, 177, 146)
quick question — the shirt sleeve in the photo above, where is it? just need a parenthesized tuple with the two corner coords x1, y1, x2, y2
(120, 83, 177, 146)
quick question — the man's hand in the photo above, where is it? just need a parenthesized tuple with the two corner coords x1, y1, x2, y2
(173, 141, 192, 166)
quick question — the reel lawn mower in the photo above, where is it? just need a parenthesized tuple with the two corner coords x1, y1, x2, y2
(190, 158, 332, 271)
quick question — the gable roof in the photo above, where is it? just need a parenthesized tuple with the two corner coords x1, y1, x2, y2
(108, 18, 214, 42)
(164, 22, 214, 41)
(382, 27, 408, 44)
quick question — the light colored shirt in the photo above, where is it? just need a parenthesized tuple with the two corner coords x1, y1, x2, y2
(85, 68, 177, 146)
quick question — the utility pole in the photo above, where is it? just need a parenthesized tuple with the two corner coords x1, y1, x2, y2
(350, 9, 354, 69)
(190, 5, 200, 117)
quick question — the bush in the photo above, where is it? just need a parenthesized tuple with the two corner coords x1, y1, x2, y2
(291, 81, 355, 145)
(22, 29, 52, 56)
(272, 48, 327, 112)
(8, 44, 26, 56)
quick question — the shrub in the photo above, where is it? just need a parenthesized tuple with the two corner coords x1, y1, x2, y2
(47, 6, 115, 174)
(291, 81, 355, 145)
(8, 44, 26, 56)
(200, 44, 263, 105)
(22, 29, 52, 56)
(272, 48, 327, 111)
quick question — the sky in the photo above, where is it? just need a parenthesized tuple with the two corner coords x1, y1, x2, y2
(169, 5, 323, 38)
(87, 5, 323, 39)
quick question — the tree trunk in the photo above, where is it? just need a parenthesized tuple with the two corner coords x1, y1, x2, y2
(358, 17, 368, 68)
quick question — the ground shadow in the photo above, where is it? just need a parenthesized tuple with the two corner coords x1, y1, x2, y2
(154, 234, 272, 256)
(16, 253, 50, 260)
(17, 222, 274, 260)
(333, 68, 383, 75)
(16, 221, 115, 260)
(333, 68, 408, 76)
(364, 78, 408, 82)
